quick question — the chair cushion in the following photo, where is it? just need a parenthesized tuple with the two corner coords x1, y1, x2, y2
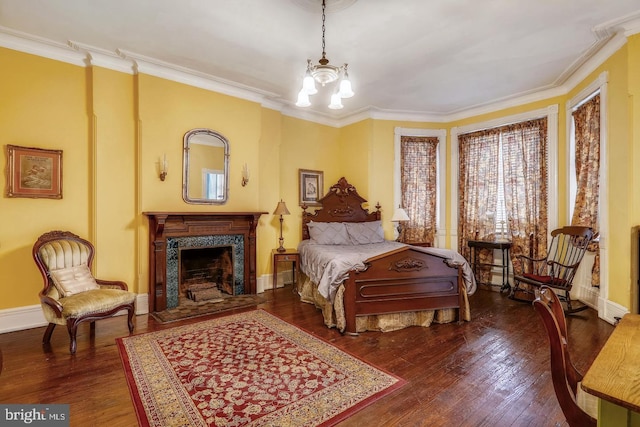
(49, 264, 99, 297)
(522, 273, 568, 287)
(59, 288, 136, 318)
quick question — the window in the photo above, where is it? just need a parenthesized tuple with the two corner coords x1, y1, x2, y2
(569, 91, 600, 225)
(394, 128, 446, 246)
(569, 90, 602, 288)
(457, 116, 549, 275)
(451, 105, 558, 253)
(399, 135, 439, 245)
(452, 106, 557, 282)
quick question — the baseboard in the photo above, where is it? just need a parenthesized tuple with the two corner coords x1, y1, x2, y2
(258, 272, 292, 293)
(600, 296, 629, 325)
(0, 293, 149, 334)
(257, 274, 270, 293)
(135, 293, 149, 315)
(0, 304, 47, 334)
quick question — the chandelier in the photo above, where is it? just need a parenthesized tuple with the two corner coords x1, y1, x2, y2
(295, 0, 354, 110)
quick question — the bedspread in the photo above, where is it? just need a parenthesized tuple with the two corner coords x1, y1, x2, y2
(298, 240, 476, 302)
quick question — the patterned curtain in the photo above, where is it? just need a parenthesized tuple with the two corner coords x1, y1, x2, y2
(571, 94, 600, 286)
(400, 136, 438, 245)
(502, 118, 549, 273)
(458, 129, 500, 283)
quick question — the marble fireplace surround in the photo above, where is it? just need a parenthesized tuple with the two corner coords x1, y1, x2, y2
(144, 212, 265, 312)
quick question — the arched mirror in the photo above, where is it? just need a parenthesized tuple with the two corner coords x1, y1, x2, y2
(183, 128, 229, 204)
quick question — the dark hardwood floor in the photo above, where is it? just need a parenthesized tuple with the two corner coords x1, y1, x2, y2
(0, 287, 614, 427)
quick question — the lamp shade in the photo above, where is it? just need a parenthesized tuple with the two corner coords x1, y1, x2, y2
(273, 200, 290, 216)
(328, 92, 344, 110)
(391, 207, 410, 222)
(339, 76, 354, 98)
(295, 90, 311, 107)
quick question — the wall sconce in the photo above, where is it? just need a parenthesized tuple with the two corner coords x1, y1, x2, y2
(241, 163, 250, 187)
(159, 154, 168, 181)
(391, 205, 410, 242)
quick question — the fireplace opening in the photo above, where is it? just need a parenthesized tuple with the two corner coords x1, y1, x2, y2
(179, 245, 235, 303)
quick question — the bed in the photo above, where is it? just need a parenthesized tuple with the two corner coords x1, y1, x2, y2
(297, 177, 476, 335)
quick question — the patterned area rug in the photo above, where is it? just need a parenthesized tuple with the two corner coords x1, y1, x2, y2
(117, 310, 405, 426)
(151, 294, 268, 323)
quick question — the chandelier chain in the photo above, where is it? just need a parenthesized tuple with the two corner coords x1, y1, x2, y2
(321, 0, 326, 60)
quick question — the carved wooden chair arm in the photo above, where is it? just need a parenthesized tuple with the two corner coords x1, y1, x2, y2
(39, 292, 63, 318)
(96, 279, 128, 291)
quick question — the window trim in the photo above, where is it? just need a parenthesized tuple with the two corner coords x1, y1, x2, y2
(394, 127, 447, 247)
(450, 105, 559, 252)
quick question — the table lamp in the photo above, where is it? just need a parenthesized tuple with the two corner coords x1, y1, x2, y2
(391, 206, 410, 242)
(273, 199, 291, 252)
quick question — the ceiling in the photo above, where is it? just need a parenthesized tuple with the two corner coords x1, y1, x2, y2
(1, 0, 640, 123)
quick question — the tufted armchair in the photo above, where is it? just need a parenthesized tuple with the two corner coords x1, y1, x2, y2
(33, 230, 136, 354)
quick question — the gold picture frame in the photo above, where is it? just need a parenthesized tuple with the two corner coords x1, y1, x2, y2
(299, 169, 323, 207)
(6, 145, 63, 199)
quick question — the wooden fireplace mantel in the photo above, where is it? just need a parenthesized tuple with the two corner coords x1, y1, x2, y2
(144, 211, 266, 312)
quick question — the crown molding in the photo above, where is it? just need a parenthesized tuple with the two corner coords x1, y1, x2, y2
(117, 49, 281, 106)
(1, 10, 639, 128)
(0, 25, 85, 66)
(279, 104, 343, 127)
(68, 41, 135, 74)
(594, 10, 640, 38)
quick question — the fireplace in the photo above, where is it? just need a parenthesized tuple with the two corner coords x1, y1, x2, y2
(179, 245, 235, 298)
(144, 212, 266, 312)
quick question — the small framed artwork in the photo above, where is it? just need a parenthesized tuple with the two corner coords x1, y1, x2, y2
(299, 169, 323, 206)
(6, 145, 63, 199)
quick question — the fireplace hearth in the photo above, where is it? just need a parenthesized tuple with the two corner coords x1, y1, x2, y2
(144, 212, 266, 312)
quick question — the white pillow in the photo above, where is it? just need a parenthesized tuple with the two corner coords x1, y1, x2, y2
(345, 221, 385, 244)
(308, 221, 351, 245)
(49, 264, 99, 297)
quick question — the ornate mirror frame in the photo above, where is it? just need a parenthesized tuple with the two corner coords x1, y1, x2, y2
(182, 128, 230, 205)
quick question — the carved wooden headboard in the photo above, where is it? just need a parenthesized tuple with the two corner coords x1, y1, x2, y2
(301, 177, 381, 240)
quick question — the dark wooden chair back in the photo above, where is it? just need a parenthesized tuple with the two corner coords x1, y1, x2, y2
(533, 286, 597, 427)
(512, 226, 594, 312)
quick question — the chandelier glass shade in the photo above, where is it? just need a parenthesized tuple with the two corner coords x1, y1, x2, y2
(296, 0, 354, 109)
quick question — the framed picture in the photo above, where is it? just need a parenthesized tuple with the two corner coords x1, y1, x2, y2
(299, 169, 323, 206)
(6, 145, 63, 199)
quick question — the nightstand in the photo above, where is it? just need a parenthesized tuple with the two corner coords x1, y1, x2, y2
(272, 249, 300, 291)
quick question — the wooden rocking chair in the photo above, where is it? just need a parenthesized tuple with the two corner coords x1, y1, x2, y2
(510, 226, 594, 313)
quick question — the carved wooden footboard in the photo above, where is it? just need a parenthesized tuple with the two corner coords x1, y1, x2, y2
(300, 177, 466, 334)
(343, 246, 463, 335)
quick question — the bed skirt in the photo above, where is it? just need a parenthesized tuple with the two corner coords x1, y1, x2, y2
(297, 273, 471, 333)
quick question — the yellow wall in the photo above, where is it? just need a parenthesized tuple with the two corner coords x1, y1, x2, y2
(2, 33, 640, 313)
(90, 66, 138, 291)
(1, 50, 90, 309)
(629, 35, 640, 312)
(280, 116, 341, 244)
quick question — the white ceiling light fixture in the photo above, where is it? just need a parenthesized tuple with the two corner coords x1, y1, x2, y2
(296, 0, 354, 110)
